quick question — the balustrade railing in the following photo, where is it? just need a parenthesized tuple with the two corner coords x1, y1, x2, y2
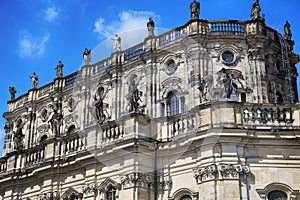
(125, 44, 145, 60)
(167, 109, 199, 139)
(61, 135, 84, 154)
(209, 20, 244, 33)
(0, 159, 7, 173)
(95, 63, 111, 74)
(242, 104, 295, 127)
(65, 72, 81, 86)
(38, 83, 55, 97)
(25, 147, 45, 167)
(102, 123, 123, 141)
(14, 94, 29, 109)
(159, 28, 185, 46)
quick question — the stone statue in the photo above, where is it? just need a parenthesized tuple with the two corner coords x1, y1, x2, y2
(48, 104, 63, 136)
(13, 119, 24, 150)
(29, 72, 38, 89)
(48, 97, 63, 136)
(83, 48, 91, 65)
(217, 68, 232, 99)
(9, 86, 17, 101)
(56, 60, 64, 78)
(129, 89, 143, 112)
(284, 20, 292, 40)
(94, 95, 105, 123)
(198, 79, 206, 103)
(147, 18, 155, 37)
(251, 0, 261, 20)
(111, 34, 121, 52)
(190, 0, 200, 20)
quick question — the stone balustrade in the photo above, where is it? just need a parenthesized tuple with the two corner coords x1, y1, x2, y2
(242, 104, 295, 128)
(38, 83, 55, 98)
(65, 72, 81, 86)
(25, 147, 45, 167)
(60, 134, 84, 155)
(125, 44, 145, 60)
(159, 28, 185, 46)
(167, 108, 199, 139)
(101, 122, 124, 141)
(209, 20, 244, 33)
(0, 159, 7, 173)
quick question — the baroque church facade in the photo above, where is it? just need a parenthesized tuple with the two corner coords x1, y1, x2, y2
(1, 1, 300, 199)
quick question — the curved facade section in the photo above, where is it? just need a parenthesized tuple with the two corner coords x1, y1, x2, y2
(1, 1, 300, 199)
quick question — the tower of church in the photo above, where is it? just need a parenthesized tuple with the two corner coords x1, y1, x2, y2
(0, 1, 299, 199)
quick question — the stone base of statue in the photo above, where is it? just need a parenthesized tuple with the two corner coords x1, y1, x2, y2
(123, 113, 151, 138)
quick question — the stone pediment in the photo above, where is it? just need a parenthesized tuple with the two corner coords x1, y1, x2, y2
(61, 187, 82, 200)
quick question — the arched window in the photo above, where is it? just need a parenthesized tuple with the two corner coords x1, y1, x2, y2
(267, 190, 287, 200)
(167, 92, 179, 116)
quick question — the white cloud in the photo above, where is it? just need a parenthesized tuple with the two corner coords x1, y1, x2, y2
(44, 6, 59, 22)
(19, 31, 50, 57)
(93, 10, 160, 49)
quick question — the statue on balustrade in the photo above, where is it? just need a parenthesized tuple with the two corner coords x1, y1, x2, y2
(55, 60, 64, 78)
(9, 86, 17, 101)
(13, 119, 24, 150)
(111, 34, 121, 52)
(29, 72, 38, 89)
(147, 18, 155, 37)
(190, 0, 200, 20)
(284, 20, 292, 40)
(251, 0, 261, 20)
(83, 48, 91, 65)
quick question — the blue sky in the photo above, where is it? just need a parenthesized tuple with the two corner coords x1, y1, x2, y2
(0, 0, 299, 155)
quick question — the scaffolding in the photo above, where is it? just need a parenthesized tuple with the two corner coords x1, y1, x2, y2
(278, 32, 293, 103)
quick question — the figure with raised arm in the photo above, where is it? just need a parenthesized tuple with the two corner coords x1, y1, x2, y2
(29, 72, 38, 89)
(111, 34, 121, 52)
(83, 48, 91, 65)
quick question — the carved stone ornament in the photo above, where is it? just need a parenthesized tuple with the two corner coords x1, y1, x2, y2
(37, 124, 49, 136)
(219, 163, 250, 179)
(64, 115, 79, 132)
(193, 164, 217, 184)
(120, 172, 154, 189)
(161, 77, 183, 98)
(40, 107, 49, 122)
(82, 183, 97, 195)
(193, 163, 250, 183)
